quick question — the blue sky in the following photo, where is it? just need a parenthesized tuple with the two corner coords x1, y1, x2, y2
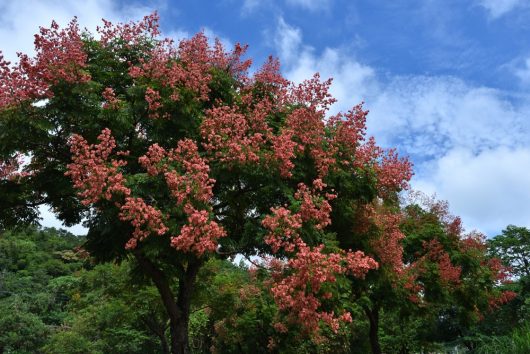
(1, 0, 530, 236)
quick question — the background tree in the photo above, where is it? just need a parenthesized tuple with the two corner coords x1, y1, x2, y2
(473, 225, 530, 343)
(331, 192, 517, 354)
(371, 195, 517, 353)
(489, 225, 530, 279)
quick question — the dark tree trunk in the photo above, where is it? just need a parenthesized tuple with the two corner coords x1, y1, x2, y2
(135, 252, 202, 354)
(364, 305, 382, 354)
(160, 333, 170, 354)
(173, 258, 201, 354)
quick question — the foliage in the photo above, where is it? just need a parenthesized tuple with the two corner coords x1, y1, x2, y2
(473, 322, 530, 354)
(0, 227, 84, 353)
(44, 262, 168, 354)
(489, 225, 530, 279)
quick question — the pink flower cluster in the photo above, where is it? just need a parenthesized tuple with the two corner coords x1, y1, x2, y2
(120, 197, 169, 249)
(128, 33, 210, 102)
(139, 139, 225, 256)
(271, 129, 297, 178)
(66, 128, 130, 206)
(262, 180, 334, 252)
(168, 139, 215, 205)
(285, 107, 336, 177)
(0, 154, 24, 181)
(294, 180, 336, 230)
(489, 290, 517, 310)
(144, 87, 163, 118)
(102, 87, 120, 110)
(423, 239, 462, 286)
(129, 29, 251, 105)
(459, 232, 488, 253)
(140, 139, 215, 205)
(262, 179, 378, 334)
(367, 205, 406, 274)
(170, 207, 226, 256)
(270, 241, 377, 334)
(138, 143, 166, 176)
(97, 13, 161, 48)
(355, 137, 413, 195)
(486, 257, 512, 284)
(201, 103, 269, 164)
(262, 207, 302, 253)
(0, 18, 88, 107)
(288, 73, 336, 112)
(209, 39, 252, 79)
(263, 76, 340, 178)
(252, 56, 289, 91)
(327, 104, 368, 160)
(66, 129, 171, 250)
(437, 251, 462, 285)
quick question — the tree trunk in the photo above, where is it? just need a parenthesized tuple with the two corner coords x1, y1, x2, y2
(160, 333, 170, 354)
(172, 258, 201, 354)
(135, 252, 201, 354)
(364, 305, 382, 354)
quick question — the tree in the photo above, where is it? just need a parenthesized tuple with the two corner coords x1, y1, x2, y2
(0, 13, 416, 353)
(484, 226, 530, 333)
(368, 195, 517, 353)
(489, 225, 530, 279)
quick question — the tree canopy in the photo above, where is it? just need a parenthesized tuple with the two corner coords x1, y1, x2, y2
(0, 13, 518, 354)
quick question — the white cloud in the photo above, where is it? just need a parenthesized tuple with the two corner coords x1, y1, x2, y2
(273, 17, 304, 68)
(241, 0, 330, 15)
(166, 29, 191, 43)
(369, 75, 530, 236)
(476, 0, 528, 18)
(414, 147, 530, 236)
(202, 27, 233, 50)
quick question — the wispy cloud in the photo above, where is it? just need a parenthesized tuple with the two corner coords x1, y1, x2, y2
(241, 0, 331, 15)
(370, 75, 530, 236)
(241, 0, 262, 15)
(285, 0, 331, 11)
(369, 76, 528, 154)
(476, 0, 528, 18)
(514, 57, 530, 84)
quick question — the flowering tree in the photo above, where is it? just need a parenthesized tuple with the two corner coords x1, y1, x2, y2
(0, 14, 418, 353)
(359, 194, 517, 353)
